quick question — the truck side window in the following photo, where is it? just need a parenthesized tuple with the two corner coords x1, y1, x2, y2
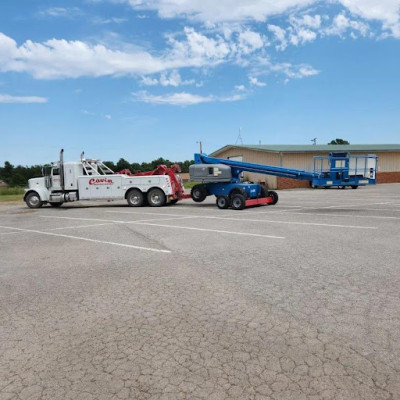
(52, 168, 59, 176)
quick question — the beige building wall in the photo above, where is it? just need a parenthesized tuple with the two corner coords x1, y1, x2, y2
(214, 148, 278, 188)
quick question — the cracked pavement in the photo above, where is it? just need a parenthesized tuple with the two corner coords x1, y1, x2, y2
(1, 184, 400, 399)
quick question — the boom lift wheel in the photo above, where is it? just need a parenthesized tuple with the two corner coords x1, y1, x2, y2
(126, 189, 144, 207)
(147, 188, 166, 207)
(269, 190, 279, 205)
(191, 185, 207, 202)
(216, 195, 230, 209)
(25, 192, 43, 209)
(351, 185, 358, 189)
(231, 194, 246, 210)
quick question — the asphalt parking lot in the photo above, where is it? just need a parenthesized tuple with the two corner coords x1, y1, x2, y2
(1, 184, 400, 400)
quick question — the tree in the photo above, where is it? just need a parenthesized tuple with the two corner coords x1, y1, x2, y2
(116, 158, 131, 171)
(328, 138, 350, 145)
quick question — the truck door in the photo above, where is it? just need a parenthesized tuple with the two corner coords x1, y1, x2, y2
(51, 166, 62, 190)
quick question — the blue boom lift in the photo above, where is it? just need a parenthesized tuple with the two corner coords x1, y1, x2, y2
(189, 152, 377, 210)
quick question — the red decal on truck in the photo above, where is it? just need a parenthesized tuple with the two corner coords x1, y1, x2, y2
(88, 178, 114, 185)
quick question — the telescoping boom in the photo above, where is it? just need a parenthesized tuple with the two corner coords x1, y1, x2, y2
(189, 152, 377, 210)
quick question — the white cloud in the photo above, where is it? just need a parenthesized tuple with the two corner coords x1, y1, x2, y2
(249, 76, 266, 87)
(92, 17, 128, 24)
(235, 84, 246, 91)
(132, 90, 246, 106)
(141, 70, 195, 87)
(159, 70, 195, 86)
(0, 93, 47, 104)
(125, 0, 315, 23)
(267, 25, 288, 51)
(105, 114, 112, 119)
(38, 7, 82, 18)
(141, 76, 159, 86)
(325, 13, 369, 36)
(124, 0, 399, 29)
(238, 30, 265, 54)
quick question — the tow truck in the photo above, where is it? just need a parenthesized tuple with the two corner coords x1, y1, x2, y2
(24, 150, 189, 208)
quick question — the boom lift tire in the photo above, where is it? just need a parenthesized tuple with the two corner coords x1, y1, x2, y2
(147, 188, 166, 207)
(191, 185, 207, 202)
(216, 195, 230, 209)
(351, 185, 358, 189)
(269, 190, 279, 205)
(126, 189, 144, 207)
(231, 194, 246, 210)
(25, 192, 43, 209)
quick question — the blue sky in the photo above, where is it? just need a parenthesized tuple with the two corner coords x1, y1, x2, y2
(0, 0, 400, 165)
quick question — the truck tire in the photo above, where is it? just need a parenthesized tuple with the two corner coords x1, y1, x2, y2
(49, 202, 63, 207)
(169, 199, 179, 205)
(191, 185, 207, 202)
(126, 189, 144, 207)
(25, 192, 43, 209)
(269, 190, 279, 205)
(147, 188, 166, 207)
(231, 194, 246, 210)
(216, 195, 230, 209)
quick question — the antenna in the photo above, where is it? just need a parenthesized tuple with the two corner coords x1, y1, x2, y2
(235, 127, 243, 145)
(311, 138, 317, 145)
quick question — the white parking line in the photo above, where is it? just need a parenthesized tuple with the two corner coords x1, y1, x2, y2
(0, 225, 171, 253)
(198, 216, 377, 229)
(39, 215, 284, 239)
(267, 211, 400, 220)
(105, 210, 376, 229)
(132, 222, 285, 239)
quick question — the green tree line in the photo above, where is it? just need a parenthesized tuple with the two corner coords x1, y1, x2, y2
(0, 158, 193, 187)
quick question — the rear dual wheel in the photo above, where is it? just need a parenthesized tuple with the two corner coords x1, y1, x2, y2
(147, 188, 166, 207)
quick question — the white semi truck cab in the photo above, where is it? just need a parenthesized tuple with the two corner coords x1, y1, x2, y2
(24, 150, 186, 208)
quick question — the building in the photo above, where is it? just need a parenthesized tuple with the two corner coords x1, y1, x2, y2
(210, 144, 400, 189)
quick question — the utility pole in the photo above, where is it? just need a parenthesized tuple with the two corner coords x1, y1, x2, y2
(311, 138, 317, 145)
(196, 141, 203, 153)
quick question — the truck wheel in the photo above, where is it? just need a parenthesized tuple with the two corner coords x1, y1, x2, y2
(49, 202, 63, 207)
(127, 189, 144, 207)
(25, 192, 43, 209)
(191, 185, 207, 202)
(147, 188, 166, 207)
(231, 194, 246, 210)
(269, 190, 279, 205)
(216, 195, 229, 209)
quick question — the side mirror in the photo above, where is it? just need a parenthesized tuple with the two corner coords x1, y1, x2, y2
(41, 167, 45, 177)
